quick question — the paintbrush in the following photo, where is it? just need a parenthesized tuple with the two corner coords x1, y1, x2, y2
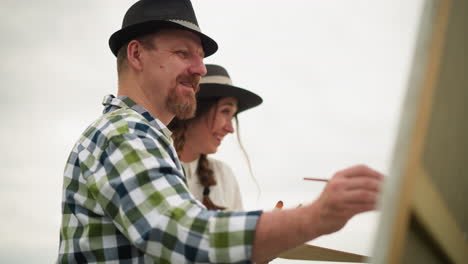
(303, 177, 329, 182)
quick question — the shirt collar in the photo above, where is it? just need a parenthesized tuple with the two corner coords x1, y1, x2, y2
(182, 157, 200, 179)
(101, 94, 173, 141)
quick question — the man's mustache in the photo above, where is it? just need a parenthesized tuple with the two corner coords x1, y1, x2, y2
(178, 75, 201, 93)
(192, 76, 201, 93)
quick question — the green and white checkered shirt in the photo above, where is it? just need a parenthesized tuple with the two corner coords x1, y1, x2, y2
(58, 95, 261, 263)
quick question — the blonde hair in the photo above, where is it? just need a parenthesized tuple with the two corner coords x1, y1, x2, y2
(116, 33, 158, 77)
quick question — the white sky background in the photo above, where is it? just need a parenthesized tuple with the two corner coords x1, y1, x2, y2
(0, 0, 424, 263)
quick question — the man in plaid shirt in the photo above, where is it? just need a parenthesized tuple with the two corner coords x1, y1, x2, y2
(58, 0, 383, 263)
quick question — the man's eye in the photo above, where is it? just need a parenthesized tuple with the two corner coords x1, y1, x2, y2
(176, 50, 188, 57)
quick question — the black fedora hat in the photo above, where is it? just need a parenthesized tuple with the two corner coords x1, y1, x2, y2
(109, 0, 217, 57)
(198, 64, 263, 114)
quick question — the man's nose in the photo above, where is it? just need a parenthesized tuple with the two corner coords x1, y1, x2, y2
(189, 57, 207, 76)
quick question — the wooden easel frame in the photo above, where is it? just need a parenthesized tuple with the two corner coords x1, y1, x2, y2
(371, 0, 468, 263)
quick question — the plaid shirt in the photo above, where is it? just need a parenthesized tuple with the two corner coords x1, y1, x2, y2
(58, 95, 261, 263)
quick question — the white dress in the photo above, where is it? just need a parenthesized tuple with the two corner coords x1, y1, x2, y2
(182, 157, 244, 211)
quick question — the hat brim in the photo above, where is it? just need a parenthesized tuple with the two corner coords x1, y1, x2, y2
(109, 20, 217, 57)
(197, 83, 263, 114)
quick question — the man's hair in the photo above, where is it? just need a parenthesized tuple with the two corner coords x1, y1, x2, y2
(116, 33, 158, 77)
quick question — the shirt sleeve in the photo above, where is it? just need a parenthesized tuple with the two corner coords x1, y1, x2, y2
(87, 132, 261, 263)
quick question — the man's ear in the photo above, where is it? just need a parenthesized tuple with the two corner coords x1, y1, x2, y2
(127, 40, 144, 71)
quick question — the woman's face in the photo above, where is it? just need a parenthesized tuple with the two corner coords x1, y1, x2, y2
(186, 97, 238, 155)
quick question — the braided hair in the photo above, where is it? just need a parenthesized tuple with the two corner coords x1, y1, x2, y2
(168, 98, 226, 210)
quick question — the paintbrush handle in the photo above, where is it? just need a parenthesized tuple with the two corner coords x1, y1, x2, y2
(303, 177, 329, 182)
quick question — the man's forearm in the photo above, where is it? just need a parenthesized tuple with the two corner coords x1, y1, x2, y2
(251, 165, 383, 263)
(251, 203, 323, 263)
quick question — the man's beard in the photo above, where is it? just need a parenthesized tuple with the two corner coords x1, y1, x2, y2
(166, 85, 198, 119)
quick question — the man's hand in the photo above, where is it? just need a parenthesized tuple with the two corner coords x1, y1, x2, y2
(251, 164, 383, 263)
(313, 165, 384, 235)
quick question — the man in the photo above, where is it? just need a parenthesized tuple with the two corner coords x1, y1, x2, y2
(58, 0, 383, 263)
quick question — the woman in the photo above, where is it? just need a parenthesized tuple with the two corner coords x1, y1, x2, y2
(169, 64, 262, 210)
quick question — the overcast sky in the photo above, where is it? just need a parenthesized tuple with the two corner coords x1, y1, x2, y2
(0, 0, 424, 263)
